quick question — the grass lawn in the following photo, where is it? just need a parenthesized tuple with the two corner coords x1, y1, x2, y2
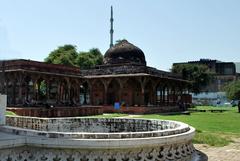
(139, 107, 239, 146)
(92, 106, 240, 147)
(140, 107, 239, 134)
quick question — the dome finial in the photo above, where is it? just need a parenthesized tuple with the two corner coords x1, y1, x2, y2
(110, 6, 114, 48)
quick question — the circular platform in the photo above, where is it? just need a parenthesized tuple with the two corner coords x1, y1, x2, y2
(0, 117, 202, 161)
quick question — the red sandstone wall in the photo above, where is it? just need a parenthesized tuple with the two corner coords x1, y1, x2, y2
(7, 107, 103, 117)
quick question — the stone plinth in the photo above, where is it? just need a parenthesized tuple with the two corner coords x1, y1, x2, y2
(7, 106, 103, 117)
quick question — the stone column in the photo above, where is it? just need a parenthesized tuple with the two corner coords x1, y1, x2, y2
(140, 87, 145, 106)
(0, 94, 7, 125)
(166, 87, 169, 105)
(162, 87, 165, 105)
(152, 85, 157, 106)
(89, 85, 94, 105)
(103, 79, 110, 105)
(119, 80, 124, 103)
(18, 84, 23, 104)
(46, 79, 50, 102)
(104, 85, 108, 105)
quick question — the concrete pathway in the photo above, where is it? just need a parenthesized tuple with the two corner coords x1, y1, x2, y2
(0, 131, 25, 149)
(194, 138, 240, 161)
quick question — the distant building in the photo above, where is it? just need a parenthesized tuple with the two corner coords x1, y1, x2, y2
(173, 59, 239, 105)
(234, 62, 240, 75)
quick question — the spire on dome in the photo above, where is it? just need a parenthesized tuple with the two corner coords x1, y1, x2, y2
(110, 6, 114, 48)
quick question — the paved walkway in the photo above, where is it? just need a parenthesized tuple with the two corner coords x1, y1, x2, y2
(195, 138, 240, 161)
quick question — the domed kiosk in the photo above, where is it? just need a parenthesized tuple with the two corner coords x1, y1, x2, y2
(104, 40, 146, 65)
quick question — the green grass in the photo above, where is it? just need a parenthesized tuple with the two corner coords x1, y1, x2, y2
(138, 107, 239, 146)
(140, 107, 240, 134)
(91, 106, 240, 147)
(193, 131, 232, 146)
(190, 105, 232, 111)
(5, 111, 17, 116)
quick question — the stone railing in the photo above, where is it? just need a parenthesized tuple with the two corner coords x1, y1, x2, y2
(4, 117, 190, 139)
(0, 117, 198, 161)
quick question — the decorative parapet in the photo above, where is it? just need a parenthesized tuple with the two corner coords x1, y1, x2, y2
(0, 117, 199, 161)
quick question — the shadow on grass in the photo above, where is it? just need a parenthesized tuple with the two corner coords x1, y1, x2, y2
(154, 111, 191, 116)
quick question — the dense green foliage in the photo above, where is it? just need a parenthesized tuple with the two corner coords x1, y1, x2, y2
(224, 80, 240, 100)
(172, 64, 214, 94)
(44, 45, 103, 69)
(76, 48, 103, 69)
(44, 45, 78, 66)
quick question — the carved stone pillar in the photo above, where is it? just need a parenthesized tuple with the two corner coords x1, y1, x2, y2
(18, 74, 24, 105)
(166, 87, 169, 105)
(45, 79, 50, 102)
(140, 86, 145, 106)
(89, 84, 93, 105)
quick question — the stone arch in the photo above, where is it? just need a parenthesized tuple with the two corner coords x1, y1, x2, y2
(162, 81, 170, 105)
(22, 75, 34, 104)
(35, 77, 47, 103)
(167, 81, 177, 105)
(58, 78, 69, 104)
(156, 81, 167, 105)
(6, 75, 16, 105)
(122, 78, 142, 106)
(91, 79, 105, 105)
(80, 81, 90, 105)
(48, 77, 59, 104)
(69, 79, 80, 105)
(144, 79, 154, 105)
(107, 79, 120, 105)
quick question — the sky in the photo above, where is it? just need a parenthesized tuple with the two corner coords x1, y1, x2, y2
(0, 0, 240, 71)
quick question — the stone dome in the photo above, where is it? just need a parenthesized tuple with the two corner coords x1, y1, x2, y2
(104, 40, 146, 65)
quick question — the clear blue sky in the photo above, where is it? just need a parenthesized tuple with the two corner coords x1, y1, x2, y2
(0, 0, 240, 71)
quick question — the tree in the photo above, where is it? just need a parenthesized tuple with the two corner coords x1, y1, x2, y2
(76, 48, 103, 69)
(224, 80, 240, 100)
(171, 64, 214, 94)
(44, 44, 78, 66)
(44, 45, 103, 69)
